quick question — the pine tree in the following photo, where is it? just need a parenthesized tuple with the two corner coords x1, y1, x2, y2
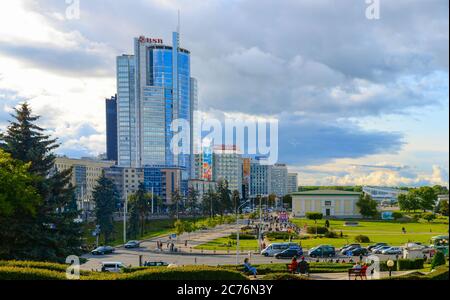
(92, 174, 119, 243)
(0, 103, 82, 261)
(127, 183, 151, 237)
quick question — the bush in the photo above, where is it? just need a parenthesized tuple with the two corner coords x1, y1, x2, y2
(392, 212, 403, 220)
(324, 231, 339, 238)
(397, 258, 424, 271)
(306, 226, 328, 235)
(0, 266, 66, 280)
(421, 212, 436, 222)
(0, 260, 68, 272)
(121, 266, 248, 280)
(431, 251, 446, 269)
(305, 212, 323, 221)
(264, 231, 299, 240)
(384, 265, 449, 280)
(354, 235, 370, 243)
(261, 273, 309, 280)
(380, 261, 398, 272)
(229, 233, 256, 240)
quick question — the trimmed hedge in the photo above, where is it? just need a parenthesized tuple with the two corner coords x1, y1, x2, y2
(262, 273, 310, 280)
(306, 226, 328, 235)
(354, 235, 370, 243)
(0, 266, 66, 280)
(230, 233, 256, 240)
(120, 266, 248, 280)
(384, 265, 449, 280)
(264, 231, 299, 240)
(397, 259, 424, 271)
(220, 262, 353, 275)
(0, 260, 68, 272)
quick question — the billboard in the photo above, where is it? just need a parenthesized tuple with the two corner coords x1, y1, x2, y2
(202, 143, 213, 181)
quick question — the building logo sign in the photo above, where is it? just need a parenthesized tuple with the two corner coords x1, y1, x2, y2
(138, 36, 163, 44)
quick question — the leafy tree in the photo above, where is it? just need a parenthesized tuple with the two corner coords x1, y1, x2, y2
(174, 219, 185, 237)
(306, 212, 323, 236)
(216, 179, 232, 215)
(421, 212, 436, 223)
(169, 190, 183, 219)
(268, 193, 277, 207)
(431, 251, 446, 269)
(407, 189, 423, 211)
(417, 186, 437, 212)
(127, 183, 151, 237)
(92, 174, 119, 243)
(398, 193, 411, 211)
(232, 190, 240, 214)
(438, 200, 449, 216)
(201, 190, 217, 217)
(127, 197, 140, 240)
(187, 187, 199, 218)
(282, 194, 292, 208)
(356, 194, 378, 218)
(0, 103, 82, 261)
(432, 185, 449, 196)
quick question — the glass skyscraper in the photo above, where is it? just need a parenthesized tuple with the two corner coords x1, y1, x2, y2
(117, 32, 196, 184)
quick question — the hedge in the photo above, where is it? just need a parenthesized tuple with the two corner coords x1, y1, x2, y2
(261, 273, 310, 280)
(229, 233, 256, 240)
(220, 263, 353, 275)
(354, 235, 370, 243)
(0, 266, 66, 280)
(384, 265, 449, 280)
(306, 226, 328, 235)
(397, 259, 424, 271)
(264, 231, 299, 240)
(119, 266, 248, 280)
(0, 260, 68, 272)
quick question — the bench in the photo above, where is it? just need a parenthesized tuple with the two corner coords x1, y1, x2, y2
(348, 268, 367, 280)
(286, 263, 310, 276)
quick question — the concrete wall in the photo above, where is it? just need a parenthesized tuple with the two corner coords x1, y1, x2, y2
(292, 194, 361, 218)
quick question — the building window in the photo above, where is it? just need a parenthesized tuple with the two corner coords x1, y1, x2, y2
(325, 201, 332, 206)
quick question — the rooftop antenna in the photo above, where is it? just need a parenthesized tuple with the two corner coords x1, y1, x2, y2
(177, 9, 181, 47)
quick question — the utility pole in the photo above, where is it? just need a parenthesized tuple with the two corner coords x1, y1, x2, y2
(151, 186, 154, 214)
(258, 195, 262, 252)
(123, 189, 128, 244)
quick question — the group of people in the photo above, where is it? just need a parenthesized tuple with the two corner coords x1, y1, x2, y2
(350, 262, 369, 280)
(288, 256, 309, 275)
(155, 240, 177, 252)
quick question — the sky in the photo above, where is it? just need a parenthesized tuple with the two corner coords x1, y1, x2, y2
(0, 0, 448, 187)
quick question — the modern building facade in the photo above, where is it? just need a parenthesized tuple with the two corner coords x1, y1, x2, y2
(143, 166, 182, 205)
(287, 172, 298, 194)
(291, 190, 362, 218)
(362, 186, 407, 203)
(270, 164, 288, 198)
(213, 145, 242, 194)
(104, 166, 144, 203)
(188, 179, 217, 201)
(54, 157, 115, 211)
(105, 94, 118, 162)
(116, 33, 195, 186)
(249, 157, 272, 198)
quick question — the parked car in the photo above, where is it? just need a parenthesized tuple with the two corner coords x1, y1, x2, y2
(381, 247, 403, 255)
(340, 244, 362, 255)
(91, 246, 115, 255)
(143, 261, 169, 267)
(367, 243, 388, 251)
(349, 247, 369, 256)
(124, 240, 141, 249)
(372, 246, 392, 254)
(274, 248, 303, 259)
(308, 245, 336, 258)
(100, 261, 124, 273)
(340, 244, 361, 253)
(261, 243, 300, 257)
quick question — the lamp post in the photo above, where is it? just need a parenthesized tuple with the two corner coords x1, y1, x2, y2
(123, 189, 128, 244)
(387, 259, 395, 278)
(236, 200, 251, 266)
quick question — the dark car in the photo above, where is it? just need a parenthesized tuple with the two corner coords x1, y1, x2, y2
(340, 244, 361, 255)
(274, 248, 303, 259)
(349, 247, 369, 256)
(91, 246, 115, 255)
(143, 261, 169, 267)
(308, 245, 336, 258)
(124, 240, 141, 249)
(367, 243, 388, 251)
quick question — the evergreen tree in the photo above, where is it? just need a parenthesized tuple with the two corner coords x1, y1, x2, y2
(0, 103, 82, 261)
(187, 187, 199, 218)
(127, 183, 151, 236)
(92, 174, 119, 243)
(216, 179, 232, 215)
(232, 190, 240, 214)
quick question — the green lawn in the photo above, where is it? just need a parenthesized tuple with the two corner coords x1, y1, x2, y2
(83, 217, 206, 247)
(195, 217, 449, 251)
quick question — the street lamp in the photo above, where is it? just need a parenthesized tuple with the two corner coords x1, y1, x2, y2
(387, 259, 395, 278)
(236, 199, 251, 266)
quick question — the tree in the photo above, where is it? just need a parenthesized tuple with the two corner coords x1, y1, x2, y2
(201, 190, 217, 217)
(174, 219, 185, 237)
(398, 193, 411, 211)
(0, 103, 82, 261)
(306, 212, 323, 236)
(421, 212, 436, 223)
(232, 190, 240, 214)
(187, 187, 200, 218)
(431, 251, 446, 269)
(417, 186, 437, 212)
(128, 183, 151, 237)
(438, 200, 449, 216)
(282, 194, 292, 209)
(170, 190, 183, 219)
(92, 174, 119, 243)
(216, 179, 232, 215)
(268, 193, 277, 207)
(407, 189, 422, 212)
(356, 194, 378, 218)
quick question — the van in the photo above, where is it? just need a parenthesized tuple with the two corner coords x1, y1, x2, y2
(101, 262, 125, 273)
(261, 243, 300, 257)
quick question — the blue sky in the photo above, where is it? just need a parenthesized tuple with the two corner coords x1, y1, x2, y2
(0, 0, 448, 187)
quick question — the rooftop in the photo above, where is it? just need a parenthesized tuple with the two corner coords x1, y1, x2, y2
(291, 189, 361, 196)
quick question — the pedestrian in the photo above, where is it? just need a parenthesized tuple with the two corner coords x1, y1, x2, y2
(185, 240, 188, 247)
(243, 258, 257, 278)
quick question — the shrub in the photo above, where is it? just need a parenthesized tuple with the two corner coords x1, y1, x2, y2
(305, 212, 323, 222)
(384, 265, 449, 280)
(0, 260, 68, 272)
(264, 231, 299, 240)
(306, 226, 328, 235)
(380, 261, 398, 272)
(431, 251, 446, 269)
(120, 266, 248, 280)
(324, 231, 339, 238)
(397, 258, 424, 270)
(421, 212, 437, 222)
(354, 235, 370, 243)
(261, 273, 309, 280)
(0, 266, 66, 280)
(392, 212, 403, 220)
(229, 233, 256, 240)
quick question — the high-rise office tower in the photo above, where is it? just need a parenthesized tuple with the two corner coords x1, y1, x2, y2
(287, 172, 298, 193)
(213, 145, 243, 195)
(116, 32, 195, 185)
(270, 163, 288, 197)
(105, 95, 118, 162)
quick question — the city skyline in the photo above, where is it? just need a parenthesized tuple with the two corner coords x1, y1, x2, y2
(0, 0, 448, 187)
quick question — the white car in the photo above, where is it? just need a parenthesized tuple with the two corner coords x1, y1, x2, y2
(100, 262, 125, 273)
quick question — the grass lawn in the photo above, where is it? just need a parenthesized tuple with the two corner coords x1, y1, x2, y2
(83, 217, 206, 247)
(195, 217, 449, 251)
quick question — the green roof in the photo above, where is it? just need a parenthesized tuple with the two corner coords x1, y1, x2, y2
(291, 189, 361, 196)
